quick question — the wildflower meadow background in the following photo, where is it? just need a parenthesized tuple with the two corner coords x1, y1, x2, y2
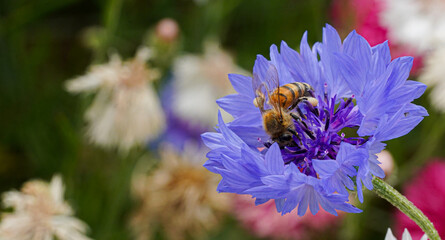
(1, 0, 445, 239)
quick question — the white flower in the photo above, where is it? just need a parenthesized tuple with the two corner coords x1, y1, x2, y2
(66, 47, 165, 151)
(385, 228, 428, 240)
(171, 42, 247, 128)
(0, 175, 91, 240)
(380, 0, 445, 54)
(420, 46, 445, 112)
(130, 142, 228, 240)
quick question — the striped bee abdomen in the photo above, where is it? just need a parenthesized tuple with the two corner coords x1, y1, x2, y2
(270, 82, 312, 109)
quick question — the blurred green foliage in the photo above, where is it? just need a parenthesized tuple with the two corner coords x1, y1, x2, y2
(0, 0, 444, 239)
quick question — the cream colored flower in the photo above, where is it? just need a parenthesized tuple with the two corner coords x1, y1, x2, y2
(380, 0, 445, 54)
(66, 48, 165, 151)
(385, 228, 428, 240)
(171, 43, 247, 127)
(420, 46, 445, 112)
(377, 150, 394, 177)
(130, 143, 229, 240)
(0, 175, 91, 240)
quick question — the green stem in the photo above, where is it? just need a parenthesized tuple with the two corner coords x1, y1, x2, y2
(372, 177, 441, 240)
(94, 0, 124, 63)
(104, 0, 123, 41)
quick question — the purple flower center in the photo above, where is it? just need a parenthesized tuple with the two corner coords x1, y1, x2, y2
(264, 93, 368, 178)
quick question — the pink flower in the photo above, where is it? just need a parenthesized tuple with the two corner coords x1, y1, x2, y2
(232, 195, 341, 240)
(395, 160, 445, 239)
(155, 18, 179, 43)
(331, 0, 423, 74)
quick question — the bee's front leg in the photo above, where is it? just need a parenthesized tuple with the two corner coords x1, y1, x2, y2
(290, 112, 302, 121)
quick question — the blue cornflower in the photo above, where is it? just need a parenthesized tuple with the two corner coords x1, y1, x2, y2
(202, 24, 427, 216)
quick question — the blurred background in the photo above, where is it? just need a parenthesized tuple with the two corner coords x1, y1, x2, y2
(1, 0, 445, 239)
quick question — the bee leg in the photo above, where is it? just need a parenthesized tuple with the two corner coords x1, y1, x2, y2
(287, 127, 302, 143)
(291, 113, 316, 140)
(301, 98, 319, 116)
(307, 89, 316, 98)
(303, 89, 318, 105)
(287, 127, 297, 136)
(288, 99, 301, 112)
(289, 107, 307, 121)
(253, 96, 266, 112)
(290, 112, 301, 121)
(296, 107, 308, 120)
(263, 142, 272, 148)
(291, 112, 310, 130)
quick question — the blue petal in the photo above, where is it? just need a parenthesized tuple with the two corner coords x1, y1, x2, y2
(297, 187, 311, 216)
(260, 175, 289, 190)
(404, 104, 428, 117)
(247, 184, 288, 199)
(203, 158, 224, 173)
(228, 74, 254, 97)
(227, 125, 269, 148)
(387, 80, 426, 106)
(255, 198, 270, 205)
(371, 41, 391, 76)
(280, 41, 324, 97)
(316, 193, 337, 216)
(323, 194, 362, 214)
(280, 41, 305, 82)
(217, 94, 256, 118)
(228, 111, 263, 127)
(216, 110, 244, 145)
(366, 140, 386, 178)
(299, 32, 321, 88)
(318, 24, 352, 99)
(253, 55, 279, 91)
(313, 143, 366, 194)
(201, 132, 224, 149)
(386, 56, 413, 92)
(265, 143, 285, 174)
(312, 159, 338, 177)
(343, 30, 372, 70)
(374, 108, 425, 142)
(270, 44, 293, 84)
(334, 53, 365, 95)
(283, 188, 305, 215)
(323, 24, 342, 53)
(308, 192, 320, 215)
(275, 198, 285, 212)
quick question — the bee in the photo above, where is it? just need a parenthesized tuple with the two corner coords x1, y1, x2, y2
(252, 65, 318, 147)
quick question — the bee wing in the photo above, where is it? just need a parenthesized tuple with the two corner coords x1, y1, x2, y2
(266, 64, 284, 117)
(252, 73, 269, 115)
(252, 64, 282, 115)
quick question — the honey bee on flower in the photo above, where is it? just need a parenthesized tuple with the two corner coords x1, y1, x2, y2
(202, 24, 428, 216)
(252, 63, 318, 147)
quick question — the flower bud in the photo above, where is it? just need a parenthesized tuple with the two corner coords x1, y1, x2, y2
(155, 18, 179, 43)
